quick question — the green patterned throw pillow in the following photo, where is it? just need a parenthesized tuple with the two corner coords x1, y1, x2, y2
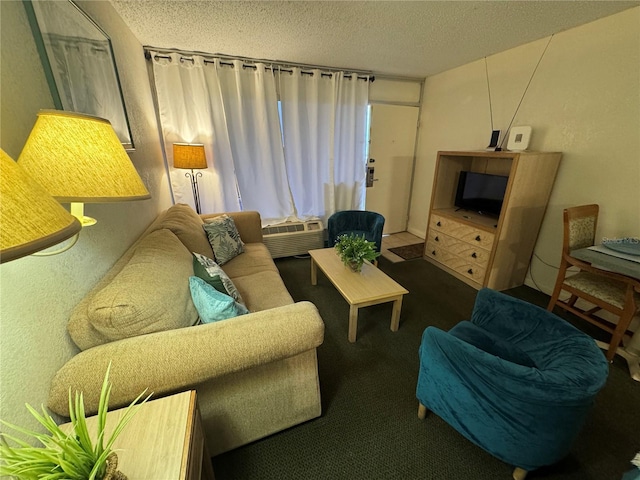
(192, 255, 227, 294)
(192, 252, 246, 307)
(203, 215, 244, 265)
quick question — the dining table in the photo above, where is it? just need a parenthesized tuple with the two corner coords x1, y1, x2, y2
(571, 244, 640, 381)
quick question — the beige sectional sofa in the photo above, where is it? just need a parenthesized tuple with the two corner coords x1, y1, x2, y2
(48, 204, 325, 456)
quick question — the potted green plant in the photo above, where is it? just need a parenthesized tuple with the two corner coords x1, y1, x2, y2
(0, 364, 150, 480)
(334, 233, 381, 272)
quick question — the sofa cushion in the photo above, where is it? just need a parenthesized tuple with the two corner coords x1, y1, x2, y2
(189, 276, 249, 323)
(193, 252, 245, 307)
(152, 203, 214, 258)
(83, 229, 198, 343)
(203, 214, 244, 265)
(221, 243, 279, 279)
(232, 271, 294, 312)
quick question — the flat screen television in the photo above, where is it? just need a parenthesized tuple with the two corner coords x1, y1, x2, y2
(454, 171, 509, 217)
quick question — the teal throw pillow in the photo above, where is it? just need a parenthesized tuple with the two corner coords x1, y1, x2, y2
(203, 214, 244, 265)
(189, 277, 249, 324)
(192, 252, 245, 307)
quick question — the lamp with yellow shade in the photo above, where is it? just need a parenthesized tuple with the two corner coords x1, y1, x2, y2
(18, 110, 150, 227)
(0, 149, 82, 263)
(173, 143, 207, 214)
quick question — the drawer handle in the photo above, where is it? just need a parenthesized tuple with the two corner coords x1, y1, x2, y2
(475, 235, 481, 242)
(432, 250, 436, 256)
(467, 268, 473, 275)
(471, 252, 477, 258)
(435, 236, 439, 242)
(437, 221, 442, 227)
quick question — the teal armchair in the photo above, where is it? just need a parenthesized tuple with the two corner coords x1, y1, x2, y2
(416, 288, 609, 479)
(327, 210, 385, 253)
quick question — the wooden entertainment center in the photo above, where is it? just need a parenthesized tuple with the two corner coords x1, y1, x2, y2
(423, 150, 562, 291)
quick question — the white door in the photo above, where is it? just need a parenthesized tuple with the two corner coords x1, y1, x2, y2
(365, 104, 419, 234)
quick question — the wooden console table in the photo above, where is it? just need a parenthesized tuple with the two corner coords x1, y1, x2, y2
(61, 390, 215, 479)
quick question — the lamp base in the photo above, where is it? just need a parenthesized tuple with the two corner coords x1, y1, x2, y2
(70, 203, 97, 227)
(78, 216, 97, 227)
(184, 170, 203, 214)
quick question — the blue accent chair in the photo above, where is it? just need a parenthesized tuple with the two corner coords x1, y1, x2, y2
(327, 210, 385, 254)
(416, 288, 609, 480)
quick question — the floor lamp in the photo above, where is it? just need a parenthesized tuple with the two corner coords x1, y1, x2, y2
(173, 143, 207, 214)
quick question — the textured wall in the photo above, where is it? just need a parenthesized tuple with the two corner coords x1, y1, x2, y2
(0, 1, 55, 157)
(408, 7, 640, 306)
(0, 0, 172, 434)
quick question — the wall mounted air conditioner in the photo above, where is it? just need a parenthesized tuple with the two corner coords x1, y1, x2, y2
(262, 221, 324, 258)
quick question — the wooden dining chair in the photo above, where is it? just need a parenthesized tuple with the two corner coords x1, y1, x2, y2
(547, 204, 640, 361)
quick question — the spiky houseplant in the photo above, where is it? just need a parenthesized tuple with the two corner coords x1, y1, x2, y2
(334, 233, 380, 272)
(0, 364, 149, 480)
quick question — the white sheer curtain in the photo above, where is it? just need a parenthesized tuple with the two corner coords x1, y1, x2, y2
(216, 60, 295, 224)
(151, 53, 294, 222)
(151, 52, 241, 213)
(279, 69, 370, 223)
(278, 68, 334, 221)
(151, 51, 370, 225)
(333, 73, 370, 213)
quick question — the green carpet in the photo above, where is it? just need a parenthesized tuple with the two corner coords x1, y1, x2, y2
(212, 256, 640, 479)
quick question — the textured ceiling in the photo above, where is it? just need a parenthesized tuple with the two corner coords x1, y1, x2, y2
(109, 1, 639, 78)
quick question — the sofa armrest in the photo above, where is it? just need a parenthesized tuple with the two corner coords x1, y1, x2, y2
(200, 211, 263, 243)
(49, 301, 324, 416)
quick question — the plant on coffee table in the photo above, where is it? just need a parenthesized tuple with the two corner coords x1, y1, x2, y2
(334, 233, 380, 272)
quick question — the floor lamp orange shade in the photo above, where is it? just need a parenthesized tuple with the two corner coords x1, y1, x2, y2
(173, 143, 207, 170)
(0, 149, 81, 263)
(173, 143, 207, 214)
(17, 110, 151, 226)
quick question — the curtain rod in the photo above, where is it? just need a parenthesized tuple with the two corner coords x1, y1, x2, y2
(144, 47, 386, 82)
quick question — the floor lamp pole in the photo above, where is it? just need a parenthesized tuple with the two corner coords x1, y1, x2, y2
(185, 170, 203, 214)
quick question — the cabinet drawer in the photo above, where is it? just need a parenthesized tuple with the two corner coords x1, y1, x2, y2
(429, 214, 495, 250)
(425, 241, 458, 265)
(426, 241, 486, 284)
(427, 230, 491, 268)
(450, 260, 486, 284)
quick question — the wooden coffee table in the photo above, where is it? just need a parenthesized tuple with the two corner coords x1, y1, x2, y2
(309, 248, 409, 342)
